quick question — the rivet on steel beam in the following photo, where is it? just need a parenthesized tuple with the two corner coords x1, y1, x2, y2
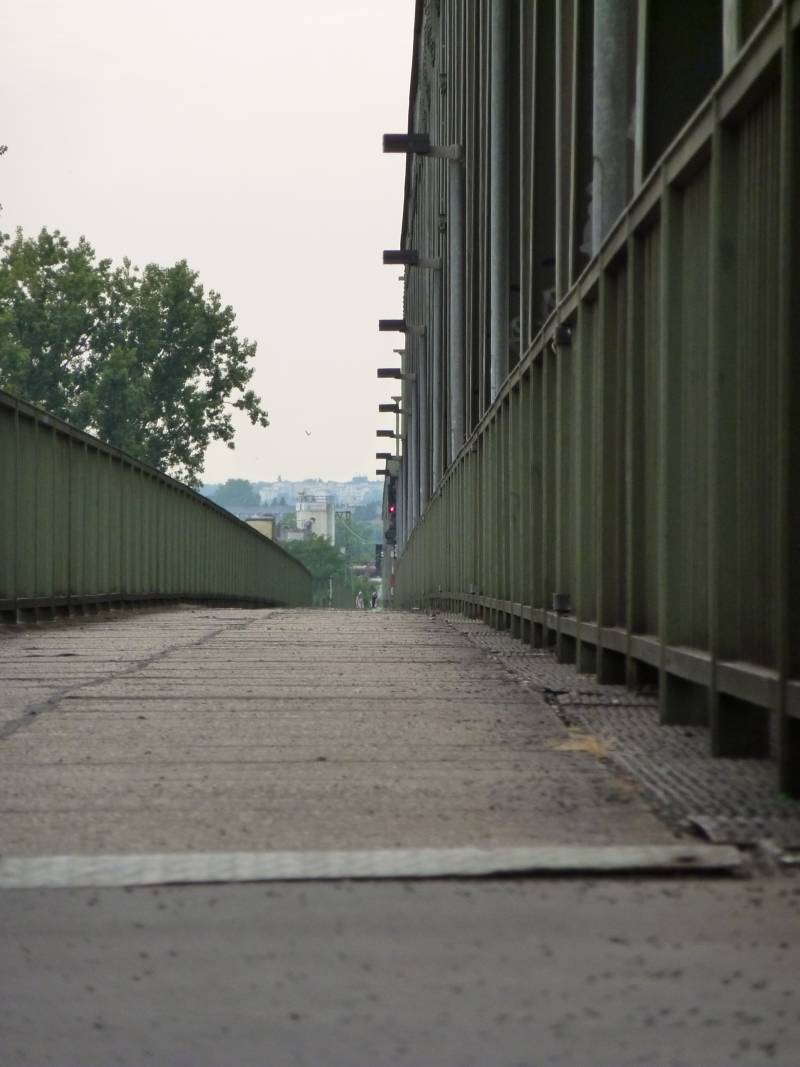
(553, 325, 573, 348)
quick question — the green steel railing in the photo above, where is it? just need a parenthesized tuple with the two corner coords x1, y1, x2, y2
(0, 389, 311, 618)
(396, 4, 800, 793)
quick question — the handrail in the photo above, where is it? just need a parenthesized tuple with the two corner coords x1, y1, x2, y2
(0, 388, 311, 619)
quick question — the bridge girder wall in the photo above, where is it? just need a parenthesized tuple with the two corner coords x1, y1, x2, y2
(0, 390, 312, 618)
(392, 0, 800, 794)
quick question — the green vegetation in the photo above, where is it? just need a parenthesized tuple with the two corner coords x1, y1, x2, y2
(283, 534, 346, 581)
(283, 527, 382, 608)
(211, 478, 261, 509)
(336, 513, 378, 565)
(0, 227, 267, 485)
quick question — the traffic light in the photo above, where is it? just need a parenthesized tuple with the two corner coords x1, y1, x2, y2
(384, 476, 398, 545)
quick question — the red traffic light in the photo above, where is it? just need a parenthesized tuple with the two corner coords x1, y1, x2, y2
(388, 505, 396, 514)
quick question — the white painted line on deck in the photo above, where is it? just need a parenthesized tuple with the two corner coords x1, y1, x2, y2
(0, 844, 743, 889)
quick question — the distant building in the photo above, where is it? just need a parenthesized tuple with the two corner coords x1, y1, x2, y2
(257, 479, 383, 510)
(245, 515, 276, 540)
(281, 525, 309, 543)
(296, 491, 336, 544)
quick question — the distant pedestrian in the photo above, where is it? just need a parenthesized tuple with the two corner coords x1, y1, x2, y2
(370, 590, 378, 609)
(355, 591, 364, 610)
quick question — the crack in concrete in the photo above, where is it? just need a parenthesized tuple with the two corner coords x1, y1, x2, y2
(0, 616, 261, 743)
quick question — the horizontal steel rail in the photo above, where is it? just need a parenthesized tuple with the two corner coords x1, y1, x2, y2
(395, 1, 800, 793)
(0, 389, 312, 618)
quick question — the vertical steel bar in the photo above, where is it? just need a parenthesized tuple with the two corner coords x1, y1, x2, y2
(777, 8, 800, 792)
(432, 266, 443, 486)
(555, 0, 574, 301)
(448, 160, 466, 459)
(490, 0, 510, 401)
(634, 0, 648, 191)
(418, 333, 429, 512)
(592, 0, 630, 252)
(708, 103, 739, 756)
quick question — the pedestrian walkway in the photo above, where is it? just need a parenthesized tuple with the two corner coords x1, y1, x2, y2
(1, 606, 677, 861)
(3, 607, 800, 1067)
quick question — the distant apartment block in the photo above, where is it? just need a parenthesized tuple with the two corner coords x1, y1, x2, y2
(296, 491, 336, 544)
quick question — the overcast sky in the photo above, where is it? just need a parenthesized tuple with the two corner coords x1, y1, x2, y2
(3, 1, 414, 484)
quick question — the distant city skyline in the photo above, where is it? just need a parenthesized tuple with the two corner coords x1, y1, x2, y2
(204, 473, 381, 489)
(202, 474, 383, 512)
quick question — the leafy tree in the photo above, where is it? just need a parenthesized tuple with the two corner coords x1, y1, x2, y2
(211, 478, 261, 509)
(336, 513, 377, 565)
(283, 534, 346, 580)
(0, 227, 268, 485)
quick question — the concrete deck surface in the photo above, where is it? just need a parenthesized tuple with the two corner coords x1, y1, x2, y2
(0, 607, 674, 856)
(2, 878, 799, 1067)
(3, 606, 798, 1067)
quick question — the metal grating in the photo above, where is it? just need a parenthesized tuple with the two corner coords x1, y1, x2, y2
(449, 616, 800, 849)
